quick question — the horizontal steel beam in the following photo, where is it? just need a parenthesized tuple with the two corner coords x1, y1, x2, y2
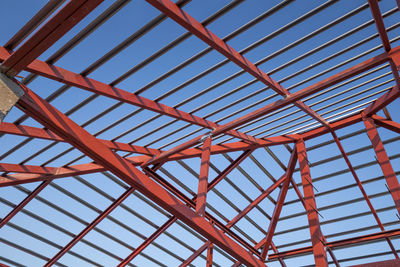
(0, 113, 365, 187)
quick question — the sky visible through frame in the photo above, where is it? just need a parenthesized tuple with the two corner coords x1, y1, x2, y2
(0, 0, 400, 266)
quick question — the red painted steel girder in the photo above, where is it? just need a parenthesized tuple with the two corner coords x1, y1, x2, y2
(296, 139, 328, 266)
(368, 0, 391, 52)
(0, 112, 366, 188)
(16, 82, 266, 266)
(196, 137, 212, 216)
(45, 187, 136, 266)
(0, 121, 161, 156)
(0, 0, 103, 76)
(269, 228, 400, 260)
(145, 0, 330, 128)
(261, 148, 297, 260)
(363, 117, 400, 215)
(0, 121, 292, 161)
(2, 146, 251, 265)
(0, 47, 264, 146)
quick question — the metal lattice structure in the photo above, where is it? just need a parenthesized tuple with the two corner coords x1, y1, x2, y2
(0, 0, 400, 266)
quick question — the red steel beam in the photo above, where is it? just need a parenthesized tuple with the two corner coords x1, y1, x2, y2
(0, 147, 255, 188)
(118, 216, 177, 267)
(196, 137, 212, 216)
(0, 112, 364, 188)
(363, 117, 400, 215)
(0, 0, 103, 76)
(145, 0, 330, 128)
(261, 148, 297, 260)
(269, 228, 400, 260)
(15, 81, 265, 266)
(0, 121, 292, 163)
(331, 130, 399, 258)
(206, 242, 213, 267)
(368, 0, 391, 52)
(368, 0, 400, 87)
(372, 114, 400, 134)
(296, 139, 328, 266)
(0, 180, 51, 228)
(0, 47, 264, 146)
(45, 187, 135, 266)
(0, 121, 161, 156)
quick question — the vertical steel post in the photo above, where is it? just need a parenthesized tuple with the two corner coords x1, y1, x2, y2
(196, 136, 212, 216)
(206, 242, 213, 267)
(296, 139, 328, 266)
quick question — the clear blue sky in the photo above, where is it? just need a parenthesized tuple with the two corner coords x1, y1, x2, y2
(0, 0, 400, 266)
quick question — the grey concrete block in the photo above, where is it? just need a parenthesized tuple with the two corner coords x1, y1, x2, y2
(0, 73, 24, 122)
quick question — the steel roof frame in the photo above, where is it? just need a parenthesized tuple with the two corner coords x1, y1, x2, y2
(0, 0, 400, 266)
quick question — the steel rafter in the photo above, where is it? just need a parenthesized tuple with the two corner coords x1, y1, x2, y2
(13, 79, 266, 266)
(144, 0, 330, 128)
(0, 0, 103, 76)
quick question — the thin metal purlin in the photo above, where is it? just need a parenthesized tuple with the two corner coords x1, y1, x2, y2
(1, 0, 400, 266)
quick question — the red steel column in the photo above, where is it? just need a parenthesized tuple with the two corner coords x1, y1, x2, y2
(196, 136, 212, 216)
(296, 139, 328, 266)
(363, 116, 400, 215)
(261, 148, 297, 260)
